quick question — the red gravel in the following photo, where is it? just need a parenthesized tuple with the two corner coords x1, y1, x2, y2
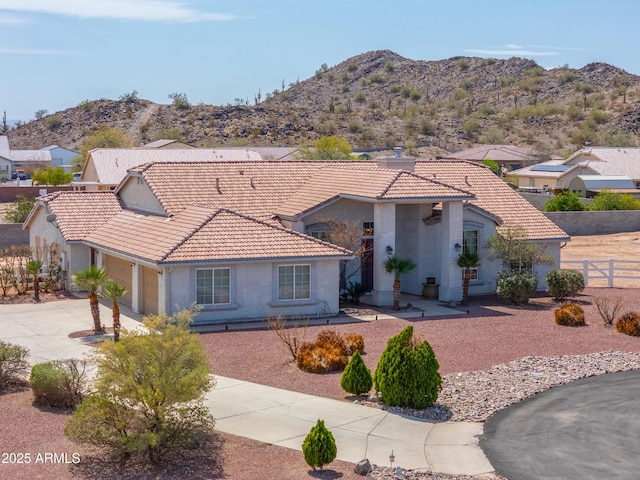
(2, 287, 639, 479)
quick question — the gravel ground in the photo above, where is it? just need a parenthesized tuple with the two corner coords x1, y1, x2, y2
(2, 287, 640, 480)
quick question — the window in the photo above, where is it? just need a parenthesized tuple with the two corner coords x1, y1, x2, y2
(462, 229, 479, 280)
(363, 222, 374, 236)
(278, 265, 310, 301)
(196, 268, 230, 305)
(310, 231, 331, 242)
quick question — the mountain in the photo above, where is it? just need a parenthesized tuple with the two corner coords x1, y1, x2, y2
(7, 50, 640, 155)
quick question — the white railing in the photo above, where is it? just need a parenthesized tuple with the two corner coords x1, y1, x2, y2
(561, 259, 640, 287)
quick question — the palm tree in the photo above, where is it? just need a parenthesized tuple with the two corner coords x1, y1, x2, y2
(456, 251, 480, 305)
(383, 255, 417, 310)
(26, 259, 43, 302)
(101, 281, 127, 342)
(72, 266, 108, 333)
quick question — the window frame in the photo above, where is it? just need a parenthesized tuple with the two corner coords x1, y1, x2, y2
(277, 264, 311, 301)
(196, 267, 231, 306)
(462, 228, 479, 281)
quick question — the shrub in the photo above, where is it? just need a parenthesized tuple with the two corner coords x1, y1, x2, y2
(0, 341, 29, 388)
(616, 312, 640, 336)
(29, 359, 87, 408)
(296, 330, 365, 373)
(373, 325, 441, 409)
(343, 333, 365, 355)
(554, 303, 586, 326)
(593, 294, 626, 326)
(340, 350, 372, 396)
(45, 115, 62, 129)
(546, 269, 585, 300)
(302, 419, 337, 471)
(497, 271, 538, 304)
(544, 191, 585, 212)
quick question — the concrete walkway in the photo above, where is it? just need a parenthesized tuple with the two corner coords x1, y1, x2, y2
(0, 296, 495, 477)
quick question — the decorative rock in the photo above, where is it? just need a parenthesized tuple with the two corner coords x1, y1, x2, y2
(354, 458, 372, 476)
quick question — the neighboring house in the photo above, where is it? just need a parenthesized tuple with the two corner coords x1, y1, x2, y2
(442, 144, 561, 171)
(40, 145, 80, 170)
(510, 147, 640, 194)
(0, 135, 52, 179)
(78, 148, 264, 190)
(25, 155, 568, 324)
(143, 139, 195, 149)
(567, 175, 638, 198)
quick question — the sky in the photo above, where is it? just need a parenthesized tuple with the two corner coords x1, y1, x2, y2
(1, 0, 639, 123)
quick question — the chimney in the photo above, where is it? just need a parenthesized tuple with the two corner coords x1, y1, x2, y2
(377, 146, 416, 172)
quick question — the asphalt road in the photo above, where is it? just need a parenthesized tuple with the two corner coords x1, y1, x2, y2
(480, 370, 640, 480)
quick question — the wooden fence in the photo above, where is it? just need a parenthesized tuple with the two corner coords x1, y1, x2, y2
(561, 259, 640, 287)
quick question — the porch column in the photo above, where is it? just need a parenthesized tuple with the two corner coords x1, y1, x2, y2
(371, 202, 395, 306)
(131, 262, 140, 314)
(157, 268, 167, 315)
(439, 201, 463, 302)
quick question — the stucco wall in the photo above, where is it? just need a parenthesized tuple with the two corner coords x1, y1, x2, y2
(166, 259, 342, 324)
(118, 178, 164, 214)
(0, 224, 29, 246)
(544, 211, 640, 236)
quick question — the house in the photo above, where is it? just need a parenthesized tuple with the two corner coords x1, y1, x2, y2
(442, 144, 560, 171)
(0, 136, 52, 180)
(510, 147, 640, 193)
(40, 145, 80, 170)
(143, 139, 195, 149)
(77, 148, 264, 191)
(25, 155, 568, 324)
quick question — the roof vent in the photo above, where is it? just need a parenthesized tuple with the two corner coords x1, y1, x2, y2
(393, 146, 403, 158)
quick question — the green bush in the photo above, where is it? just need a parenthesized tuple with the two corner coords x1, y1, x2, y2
(30, 359, 87, 408)
(340, 351, 372, 396)
(546, 269, 585, 300)
(0, 341, 29, 388)
(544, 191, 585, 212)
(616, 312, 640, 336)
(497, 271, 538, 304)
(555, 303, 586, 326)
(373, 325, 441, 409)
(302, 419, 337, 471)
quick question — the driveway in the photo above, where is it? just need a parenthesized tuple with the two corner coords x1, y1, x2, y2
(480, 370, 640, 480)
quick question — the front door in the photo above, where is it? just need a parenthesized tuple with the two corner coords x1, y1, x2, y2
(361, 239, 374, 292)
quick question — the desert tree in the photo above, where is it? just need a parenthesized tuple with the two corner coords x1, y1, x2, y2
(383, 255, 416, 310)
(65, 308, 215, 463)
(72, 266, 108, 333)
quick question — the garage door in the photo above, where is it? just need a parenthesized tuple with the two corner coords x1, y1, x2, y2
(104, 255, 133, 307)
(141, 265, 159, 315)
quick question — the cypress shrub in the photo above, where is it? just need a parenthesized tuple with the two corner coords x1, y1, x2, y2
(373, 325, 442, 408)
(340, 350, 372, 396)
(302, 419, 337, 471)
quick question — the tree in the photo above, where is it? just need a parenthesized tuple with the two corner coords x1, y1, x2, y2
(487, 224, 554, 272)
(456, 251, 479, 305)
(65, 308, 215, 463)
(72, 266, 108, 333)
(4, 195, 36, 223)
(302, 419, 337, 471)
(35, 109, 48, 120)
(296, 136, 352, 160)
(340, 350, 372, 396)
(482, 159, 499, 175)
(543, 191, 585, 212)
(74, 127, 133, 171)
(100, 281, 127, 342)
(26, 259, 43, 302)
(373, 325, 442, 409)
(575, 82, 595, 111)
(383, 255, 416, 310)
(31, 166, 73, 186)
(588, 189, 640, 210)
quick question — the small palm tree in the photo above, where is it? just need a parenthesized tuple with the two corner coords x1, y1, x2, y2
(383, 255, 417, 310)
(101, 280, 127, 342)
(26, 259, 43, 302)
(72, 266, 108, 333)
(456, 251, 480, 305)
